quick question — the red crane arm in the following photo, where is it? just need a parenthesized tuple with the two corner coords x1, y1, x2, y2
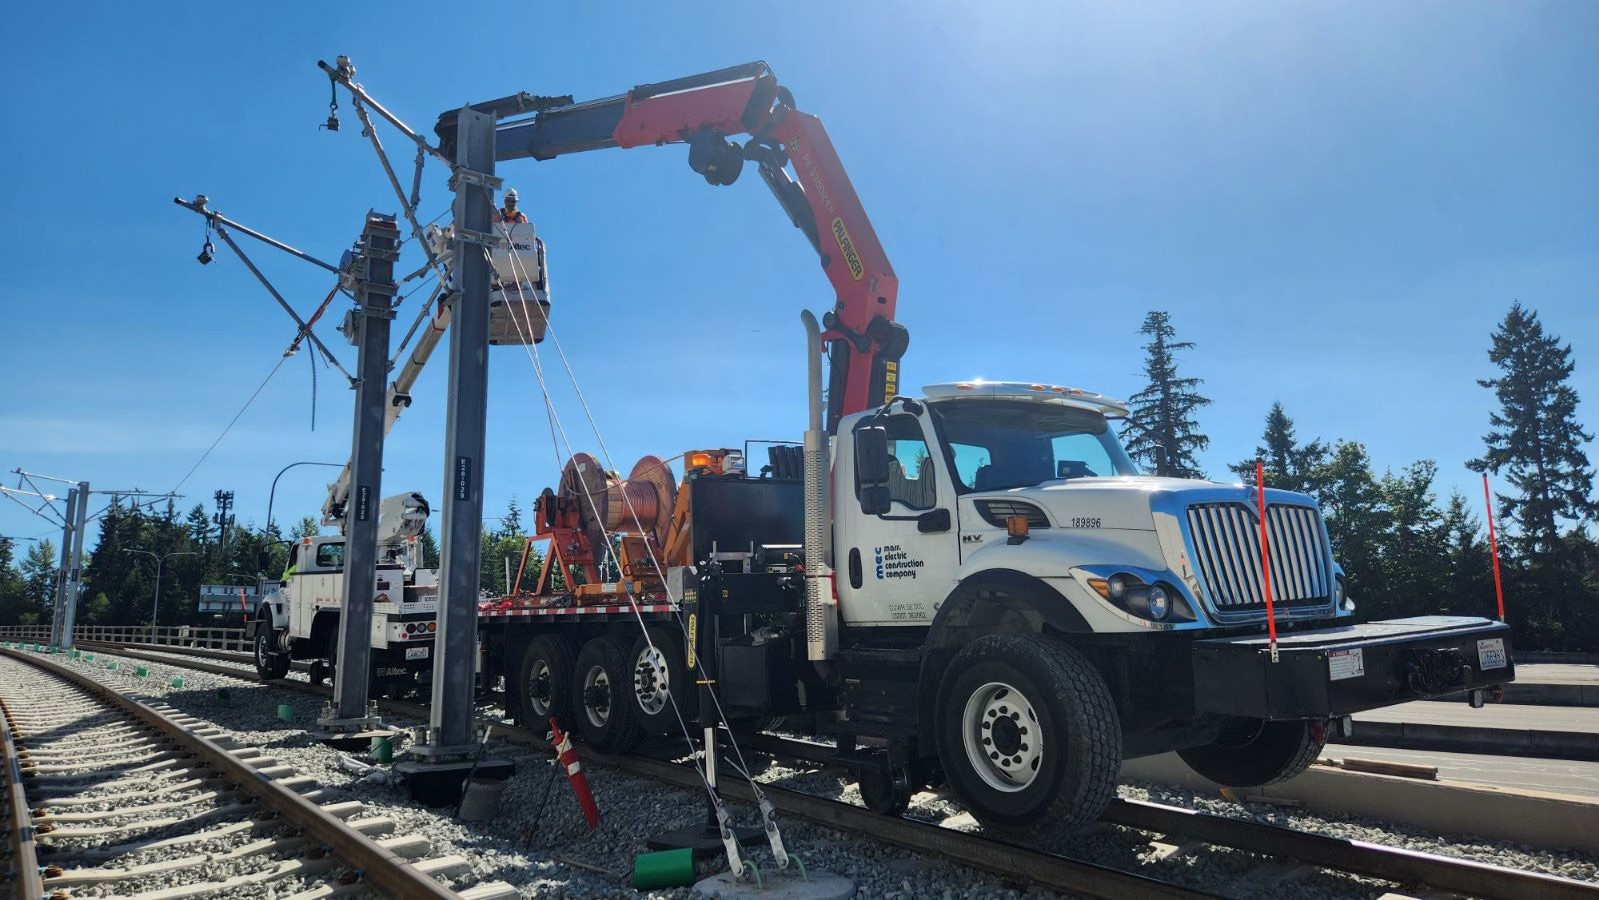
(454, 63, 908, 430)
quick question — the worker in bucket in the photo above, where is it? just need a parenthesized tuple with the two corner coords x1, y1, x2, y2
(496, 189, 528, 225)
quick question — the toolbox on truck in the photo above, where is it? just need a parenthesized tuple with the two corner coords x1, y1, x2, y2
(1191, 615, 1515, 719)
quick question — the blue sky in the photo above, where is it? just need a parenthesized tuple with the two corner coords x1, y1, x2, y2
(1, 0, 1594, 551)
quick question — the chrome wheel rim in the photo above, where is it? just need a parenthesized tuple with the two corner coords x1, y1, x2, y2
(962, 681, 1044, 792)
(582, 664, 612, 729)
(633, 645, 670, 716)
(255, 632, 269, 667)
(527, 658, 553, 717)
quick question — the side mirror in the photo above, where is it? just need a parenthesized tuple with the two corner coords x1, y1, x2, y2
(855, 426, 891, 515)
(1152, 445, 1169, 477)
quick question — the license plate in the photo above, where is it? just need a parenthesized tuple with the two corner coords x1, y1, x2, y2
(1477, 638, 1506, 670)
(1328, 648, 1364, 681)
(405, 646, 430, 661)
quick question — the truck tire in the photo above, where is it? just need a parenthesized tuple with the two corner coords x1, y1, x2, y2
(628, 628, 694, 736)
(572, 636, 645, 752)
(1177, 718, 1327, 787)
(253, 625, 290, 682)
(517, 635, 578, 728)
(935, 633, 1120, 837)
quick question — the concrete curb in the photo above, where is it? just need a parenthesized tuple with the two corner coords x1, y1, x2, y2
(1121, 753, 1599, 854)
(1335, 721, 1598, 761)
(1445, 682, 1599, 707)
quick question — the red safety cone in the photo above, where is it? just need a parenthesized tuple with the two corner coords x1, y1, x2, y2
(550, 716, 600, 830)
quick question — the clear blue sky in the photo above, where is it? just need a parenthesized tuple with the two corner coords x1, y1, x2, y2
(1, 1, 1593, 551)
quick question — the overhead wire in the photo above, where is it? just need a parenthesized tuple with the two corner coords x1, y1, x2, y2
(170, 353, 291, 493)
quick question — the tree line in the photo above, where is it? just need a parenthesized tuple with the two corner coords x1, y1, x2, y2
(1121, 302, 1596, 652)
(3, 302, 1591, 651)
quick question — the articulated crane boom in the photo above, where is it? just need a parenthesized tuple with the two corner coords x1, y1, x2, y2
(436, 62, 908, 432)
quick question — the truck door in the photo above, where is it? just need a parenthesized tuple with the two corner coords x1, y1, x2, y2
(835, 413, 960, 625)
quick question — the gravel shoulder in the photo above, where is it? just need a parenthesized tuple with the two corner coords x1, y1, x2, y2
(32, 647, 1599, 899)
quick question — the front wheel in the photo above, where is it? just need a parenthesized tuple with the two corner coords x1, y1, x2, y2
(254, 626, 290, 682)
(1177, 718, 1327, 787)
(935, 634, 1121, 836)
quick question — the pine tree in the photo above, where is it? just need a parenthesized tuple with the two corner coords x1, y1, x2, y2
(1228, 402, 1328, 494)
(1377, 460, 1448, 616)
(1121, 311, 1212, 478)
(1468, 302, 1597, 558)
(1314, 442, 1389, 610)
(20, 539, 57, 622)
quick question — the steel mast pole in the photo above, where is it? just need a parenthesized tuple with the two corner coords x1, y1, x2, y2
(316, 212, 401, 746)
(58, 481, 89, 648)
(398, 106, 512, 804)
(48, 488, 79, 648)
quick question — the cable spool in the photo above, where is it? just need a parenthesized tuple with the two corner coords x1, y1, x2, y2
(556, 453, 678, 553)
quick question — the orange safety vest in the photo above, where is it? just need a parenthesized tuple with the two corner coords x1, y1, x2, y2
(497, 208, 528, 224)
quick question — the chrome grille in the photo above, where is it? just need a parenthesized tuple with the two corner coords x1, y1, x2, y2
(1185, 503, 1331, 613)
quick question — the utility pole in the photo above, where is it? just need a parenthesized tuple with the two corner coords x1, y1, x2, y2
(397, 106, 512, 804)
(315, 211, 401, 748)
(213, 489, 234, 560)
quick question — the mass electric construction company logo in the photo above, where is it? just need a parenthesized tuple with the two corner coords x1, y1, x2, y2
(873, 545, 924, 580)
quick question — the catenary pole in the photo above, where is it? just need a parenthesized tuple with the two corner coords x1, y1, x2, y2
(430, 107, 496, 752)
(58, 481, 89, 648)
(322, 212, 400, 733)
(49, 488, 79, 647)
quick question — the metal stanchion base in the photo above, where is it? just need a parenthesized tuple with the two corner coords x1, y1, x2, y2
(311, 715, 396, 752)
(394, 755, 515, 807)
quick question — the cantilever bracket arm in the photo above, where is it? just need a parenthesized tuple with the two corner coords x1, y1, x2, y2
(172, 196, 355, 384)
(319, 57, 453, 169)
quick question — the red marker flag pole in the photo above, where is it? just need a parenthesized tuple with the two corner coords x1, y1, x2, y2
(1255, 460, 1279, 663)
(1482, 474, 1506, 622)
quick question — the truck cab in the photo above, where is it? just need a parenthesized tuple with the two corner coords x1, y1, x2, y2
(820, 381, 1513, 831)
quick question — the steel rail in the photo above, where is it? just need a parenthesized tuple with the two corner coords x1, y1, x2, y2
(0, 648, 457, 900)
(0, 690, 44, 900)
(74, 643, 1207, 899)
(79, 642, 1599, 900)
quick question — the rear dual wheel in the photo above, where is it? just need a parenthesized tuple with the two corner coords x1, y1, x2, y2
(572, 636, 645, 753)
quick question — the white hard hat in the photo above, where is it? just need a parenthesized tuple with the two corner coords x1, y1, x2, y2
(505, 188, 519, 201)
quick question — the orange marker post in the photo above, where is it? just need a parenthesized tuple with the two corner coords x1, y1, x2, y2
(1255, 460, 1279, 662)
(1481, 474, 1506, 621)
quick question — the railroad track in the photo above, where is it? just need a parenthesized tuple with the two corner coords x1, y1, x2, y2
(0, 648, 515, 900)
(68, 640, 1599, 900)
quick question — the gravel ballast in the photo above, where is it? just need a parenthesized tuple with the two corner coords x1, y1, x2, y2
(18, 646, 1598, 899)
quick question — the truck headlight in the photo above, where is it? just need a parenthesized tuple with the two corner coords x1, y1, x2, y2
(1107, 575, 1128, 599)
(1146, 584, 1171, 621)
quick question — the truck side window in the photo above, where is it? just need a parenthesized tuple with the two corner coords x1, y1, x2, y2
(882, 415, 936, 511)
(315, 542, 345, 569)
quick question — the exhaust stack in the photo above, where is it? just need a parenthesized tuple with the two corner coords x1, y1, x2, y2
(801, 311, 836, 662)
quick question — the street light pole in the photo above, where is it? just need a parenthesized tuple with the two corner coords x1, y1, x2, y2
(266, 461, 343, 538)
(123, 549, 198, 628)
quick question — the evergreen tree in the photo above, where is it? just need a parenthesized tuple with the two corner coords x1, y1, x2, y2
(1376, 460, 1448, 617)
(1436, 492, 1494, 619)
(20, 539, 57, 622)
(419, 527, 440, 568)
(1468, 302, 1597, 558)
(1228, 402, 1328, 494)
(1314, 442, 1389, 609)
(1121, 311, 1212, 478)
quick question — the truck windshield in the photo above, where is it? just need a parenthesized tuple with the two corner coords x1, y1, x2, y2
(928, 399, 1138, 493)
